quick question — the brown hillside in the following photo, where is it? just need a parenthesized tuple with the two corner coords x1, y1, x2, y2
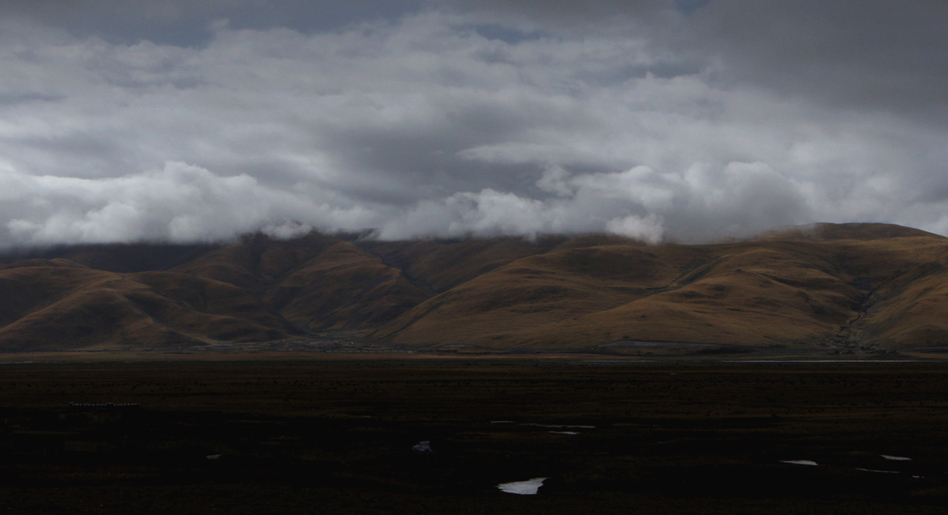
(8, 243, 217, 273)
(0, 265, 297, 351)
(376, 226, 948, 350)
(168, 233, 338, 291)
(769, 222, 938, 241)
(171, 233, 429, 330)
(375, 241, 863, 348)
(833, 237, 948, 348)
(357, 236, 565, 293)
(263, 241, 429, 330)
(1, 223, 948, 352)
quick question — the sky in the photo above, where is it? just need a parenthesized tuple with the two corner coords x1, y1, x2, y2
(0, 0, 946, 248)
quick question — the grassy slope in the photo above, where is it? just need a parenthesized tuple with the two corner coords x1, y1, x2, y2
(357, 236, 566, 293)
(376, 225, 948, 349)
(1, 223, 947, 351)
(172, 234, 431, 331)
(375, 242, 861, 348)
(262, 241, 429, 330)
(0, 262, 296, 351)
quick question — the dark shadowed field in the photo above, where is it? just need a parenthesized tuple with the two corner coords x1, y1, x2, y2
(1, 357, 948, 514)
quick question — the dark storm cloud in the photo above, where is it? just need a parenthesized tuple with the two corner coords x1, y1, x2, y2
(444, 0, 948, 119)
(0, 1, 946, 247)
(696, 1, 948, 122)
(0, 0, 425, 45)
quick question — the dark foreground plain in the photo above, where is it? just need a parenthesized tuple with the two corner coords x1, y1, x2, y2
(2, 357, 948, 514)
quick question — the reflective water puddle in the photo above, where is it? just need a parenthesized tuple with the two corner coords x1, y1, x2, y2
(856, 468, 899, 474)
(490, 421, 595, 429)
(412, 441, 433, 452)
(881, 454, 912, 461)
(497, 477, 548, 495)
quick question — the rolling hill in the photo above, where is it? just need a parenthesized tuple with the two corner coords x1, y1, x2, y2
(1, 223, 947, 352)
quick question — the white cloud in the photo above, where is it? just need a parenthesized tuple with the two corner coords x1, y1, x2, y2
(536, 164, 573, 197)
(0, 7, 946, 249)
(605, 214, 664, 244)
(375, 159, 816, 243)
(0, 161, 365, 247)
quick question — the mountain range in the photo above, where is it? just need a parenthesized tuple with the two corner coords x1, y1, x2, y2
(1, 223, 947, 353)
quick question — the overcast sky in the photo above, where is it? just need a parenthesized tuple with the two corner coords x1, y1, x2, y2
(1, 0, 946, 248)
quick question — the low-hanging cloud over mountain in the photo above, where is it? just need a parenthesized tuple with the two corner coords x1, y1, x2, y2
(0, 1, 946, 248)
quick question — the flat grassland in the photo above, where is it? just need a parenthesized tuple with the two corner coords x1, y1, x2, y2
(1, 357, 948, 514)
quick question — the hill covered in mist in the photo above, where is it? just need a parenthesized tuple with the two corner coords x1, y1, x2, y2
(1, 223, 947, 353)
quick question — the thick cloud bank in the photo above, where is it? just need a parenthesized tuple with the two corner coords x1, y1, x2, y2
(1, 1, 946, 248)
